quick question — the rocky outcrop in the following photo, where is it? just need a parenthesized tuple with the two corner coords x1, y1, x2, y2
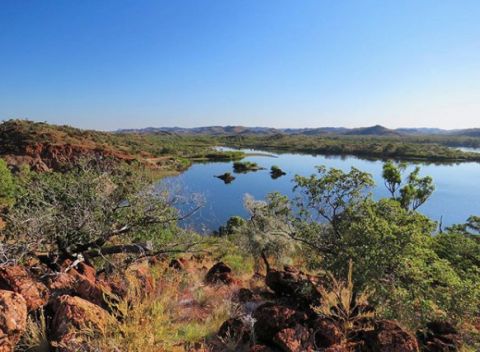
(360, 320, 419, 352)
(48, 261, 111, 308)
(205, 262, 234, 285)
(417, 321, 461, 352)
(273, 324, 313, 352)
(253, 303, 308, 343)
(0, 265, 49, 311)
(0, 290, 27, 352)
(50, 295, 110, 351)
(265, 267, 321, 306)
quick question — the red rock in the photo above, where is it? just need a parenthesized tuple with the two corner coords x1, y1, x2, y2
(0, 265, 49, 311)
(369, 320, 419, 352)
(0, 290, 27, 352)
(50, 295, 110, 351)
(273, 324, 313, 352)
(324, 344, 349, 352)
(218, 318, 252, 345)
(169, 258, 185, 271)
(126, 261, 154, 296)
(253, 303, 308, 343)
(265, 269, 320, 306)
(250, 345, 276, 352)
(205, 262, 233, 285)
(49, 267, 110, 307)
(312, 318, 343, 348)
(418, 321, 461, 352)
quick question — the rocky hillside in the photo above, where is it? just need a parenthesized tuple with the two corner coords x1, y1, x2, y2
(0, 120, 216, 173)
(0, 255, 466, 351)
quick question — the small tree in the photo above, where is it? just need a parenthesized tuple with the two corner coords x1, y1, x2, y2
(382, 161, 434, 211)
(2, 161, 199, 265)
(234, 193, 297, 271)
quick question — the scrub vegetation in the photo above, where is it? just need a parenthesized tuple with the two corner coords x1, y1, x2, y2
(0, 120, 479, 351)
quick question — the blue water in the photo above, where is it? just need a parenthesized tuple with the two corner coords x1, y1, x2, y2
(159, 150, 480, 233)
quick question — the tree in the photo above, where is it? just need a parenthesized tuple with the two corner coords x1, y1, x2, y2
(294, 166, 374, 233)
(234, 193, 298, 271)
(381, 162, 434, 211)
(2, 161, 199, 266)
(382, 160, 403, 198)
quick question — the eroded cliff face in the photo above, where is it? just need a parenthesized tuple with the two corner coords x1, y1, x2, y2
(2, 142, 136, 172)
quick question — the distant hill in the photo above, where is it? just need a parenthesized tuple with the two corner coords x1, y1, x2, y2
(343, 125, 401, 136)
(119, 124, 469, 137)
(449, 128, 480, 137)
(118, 126, 282, 136)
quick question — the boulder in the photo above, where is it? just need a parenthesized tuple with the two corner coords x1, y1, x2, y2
(362, 320, 419, 352)
(218, 317, 252, 345)
(250, 345, 276, 352)
(0, 290, 27, 352)
(48, 263, 110, 307)
(50, 295, 110, 351)
(0, 265, 49, 311)
(205, 262, 233, 285)
(273, 324, 313, 352)
(237, 288, 254, 303)
(253, 303, 308, 343)
(169, 258, 186, 271)
(417, 321, 461, 352)
(312, 318, 343, 348)
(265, 269, 320, 306)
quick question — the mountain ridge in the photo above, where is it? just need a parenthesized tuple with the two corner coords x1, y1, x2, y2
(117, 124, 479, 137)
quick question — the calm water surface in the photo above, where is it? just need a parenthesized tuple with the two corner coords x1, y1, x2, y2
(159, 149, 480, 233)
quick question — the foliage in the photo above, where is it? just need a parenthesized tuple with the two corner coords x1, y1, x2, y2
(0, 159, 15, 209)
(233, 161, 261, 173)
(218, 133, 480, 162)
(233, 193, 298, 271)
(235, 163, 479, 328)
(1, 161, 189, 262)
(92, 264, 231, 351)
(313, 260, 374, 337)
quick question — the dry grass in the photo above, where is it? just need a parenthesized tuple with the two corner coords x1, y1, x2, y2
(17, 309, 50, 352)
(93, 262, 235, 352)
(313, 260, 374, 338)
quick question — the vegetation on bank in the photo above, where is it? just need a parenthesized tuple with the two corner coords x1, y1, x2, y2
(0, 155, 479, 350)
(233, 161, 263, 173)
(1, 119, 480, 350)
(218, 134, 480, 162)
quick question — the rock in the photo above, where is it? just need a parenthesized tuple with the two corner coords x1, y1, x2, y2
(0, 290, 27, 352)
(50, 295, 110, 351)
(363, 320, 419, 352)
(218, 318, 252, 345)
(237, 288, 254, 303)
(48, 263, 110, 307)
(126, 261, 154, 296)
(273, 324, 313, 352)
(417, 321, 461, 352)
(265, 269, 320, 306)
(250, 345, 276, 352)
(324, 345, 349, 352)
(253, 303, 308, 343)
(216, 172, 236, 184)
(205, 262, 233, 285)
(0, 265, 49, 311)
(169, 258, 186, 271)
(312, 318, 343, 348)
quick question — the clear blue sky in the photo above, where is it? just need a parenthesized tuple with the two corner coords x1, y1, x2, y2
(1, 0, 479, 130)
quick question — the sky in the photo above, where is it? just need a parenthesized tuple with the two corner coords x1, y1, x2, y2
(1, 0, 479, 130)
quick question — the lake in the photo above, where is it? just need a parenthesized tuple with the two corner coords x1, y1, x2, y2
(159, 149, 480, 233)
